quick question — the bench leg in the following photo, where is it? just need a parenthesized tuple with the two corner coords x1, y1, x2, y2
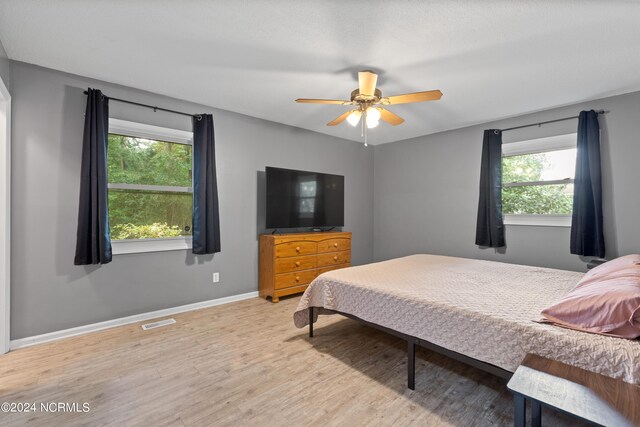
(309, 307, 314, 338)
(407, 340, 415, 390)
(513, 395, 525, 427)
(531, 400, 541, 427)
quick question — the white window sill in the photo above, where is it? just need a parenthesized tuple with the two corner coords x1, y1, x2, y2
(504, 214, 572, 227)
(112, 237, 192, 255)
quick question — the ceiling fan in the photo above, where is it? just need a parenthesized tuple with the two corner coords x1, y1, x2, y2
(295, 70, 442, 145)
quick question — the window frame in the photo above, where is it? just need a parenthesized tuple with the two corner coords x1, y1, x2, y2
(502, 133, 577, 227)
(107, 119, 194, 255)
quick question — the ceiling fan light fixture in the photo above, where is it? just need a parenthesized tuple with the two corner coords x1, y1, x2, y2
(366, 107, 381, 128)
(346, 110, 362, 126)
(296, 70, 441, 137)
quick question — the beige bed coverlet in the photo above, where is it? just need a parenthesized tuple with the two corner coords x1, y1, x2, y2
(294, 254, 640, 384)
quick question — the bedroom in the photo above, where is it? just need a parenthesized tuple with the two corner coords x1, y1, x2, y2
(0, 1, 639, 426)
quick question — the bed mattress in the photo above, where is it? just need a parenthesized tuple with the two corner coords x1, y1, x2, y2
(294, 254, 640, 384)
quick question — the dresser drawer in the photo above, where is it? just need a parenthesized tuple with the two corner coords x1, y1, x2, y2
(317, 250, 350, 267)
(317, 264, 350, 276)
(275, 269, 317, 290)
(317, 238, 351, 253)
(275, 255, 317, 273)
(275, 241, 317, 258)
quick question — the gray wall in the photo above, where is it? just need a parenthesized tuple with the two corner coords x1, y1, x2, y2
(374, 91, 640, 271)
(10, 62, 374, 339)
(0, 37, 9, 90)
(10, 58, 640, 339)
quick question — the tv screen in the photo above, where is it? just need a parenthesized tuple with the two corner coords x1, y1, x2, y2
(266, 167, 344, 229)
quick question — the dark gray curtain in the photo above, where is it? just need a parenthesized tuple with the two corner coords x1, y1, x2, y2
(192, 114, 221, 254)
(570, 110, 604, 257)
(475, 129, 505, 247)
(74, 88, 112, 265)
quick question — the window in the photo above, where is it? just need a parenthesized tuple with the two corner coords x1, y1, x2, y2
(107, 119, 194, 254)
(502, 133, 577, 227)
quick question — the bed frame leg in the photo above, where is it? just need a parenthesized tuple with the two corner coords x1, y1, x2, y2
(309, 307, 314, 338)
(513, 395, 526, 427)
(407, 340, 415, 390)
(531, 400, 541, 427)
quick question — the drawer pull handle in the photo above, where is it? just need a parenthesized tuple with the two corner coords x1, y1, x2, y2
(334, 243, 338, 247)
(296, 246, 301, 252)
(295, 261, 301, 266)
(333, 256, 338, 261)
(296, 276, 300, 281)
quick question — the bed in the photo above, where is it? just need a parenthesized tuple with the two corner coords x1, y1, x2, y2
(293, 254, 640, 388)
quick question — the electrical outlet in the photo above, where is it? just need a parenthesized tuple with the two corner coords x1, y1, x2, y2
(213, 272, 220, 283)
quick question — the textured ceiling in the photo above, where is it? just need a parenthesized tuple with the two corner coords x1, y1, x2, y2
(1, 1, 640, 145)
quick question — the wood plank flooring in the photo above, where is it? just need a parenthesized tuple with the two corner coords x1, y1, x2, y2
(0, 296, 586, 426)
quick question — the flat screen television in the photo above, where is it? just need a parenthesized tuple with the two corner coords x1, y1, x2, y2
(266, 167, 344, 229)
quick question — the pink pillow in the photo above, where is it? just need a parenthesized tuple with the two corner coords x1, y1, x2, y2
(541, 258, 640, 339)
(581, 254, 640, 284)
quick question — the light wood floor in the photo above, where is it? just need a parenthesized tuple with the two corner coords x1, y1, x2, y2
(0, 296, 586, 427)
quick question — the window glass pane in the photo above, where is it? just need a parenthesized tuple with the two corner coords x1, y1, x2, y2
(109, 189, 193, 240)
(503, 184, 574, 215)
(107, 134, 192, 187)
(503, 148, 576, 184)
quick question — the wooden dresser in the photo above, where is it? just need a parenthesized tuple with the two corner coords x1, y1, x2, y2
(259, 231, 351, 302)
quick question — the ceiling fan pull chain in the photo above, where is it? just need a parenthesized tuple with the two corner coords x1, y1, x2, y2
(363, 109, 368, 146)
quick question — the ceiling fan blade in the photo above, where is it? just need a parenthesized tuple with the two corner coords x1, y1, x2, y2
(295, 98, 351, 105)
(326, 110, 353, 126)
(384, 90, 443, 105)
(358, 71, 378, 96)
(378, 108, 405, 126)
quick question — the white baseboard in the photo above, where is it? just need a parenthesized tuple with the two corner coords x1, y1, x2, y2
(10, 291, 259, 350)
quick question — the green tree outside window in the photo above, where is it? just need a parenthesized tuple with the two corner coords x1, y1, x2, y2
(107, 134, 193, 240)
(502, 152, 574, 215)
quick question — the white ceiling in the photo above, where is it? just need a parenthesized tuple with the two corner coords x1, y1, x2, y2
(1, 1, 640, 145)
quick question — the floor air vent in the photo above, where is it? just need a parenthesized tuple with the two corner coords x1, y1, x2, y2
(141, 318, 176, 330)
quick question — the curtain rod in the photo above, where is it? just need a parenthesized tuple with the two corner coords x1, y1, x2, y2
(83, 90, 201, 120)
(498, 109, 607, 133)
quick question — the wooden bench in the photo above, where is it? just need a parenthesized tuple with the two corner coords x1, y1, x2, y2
(507, 354, 640, 427)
